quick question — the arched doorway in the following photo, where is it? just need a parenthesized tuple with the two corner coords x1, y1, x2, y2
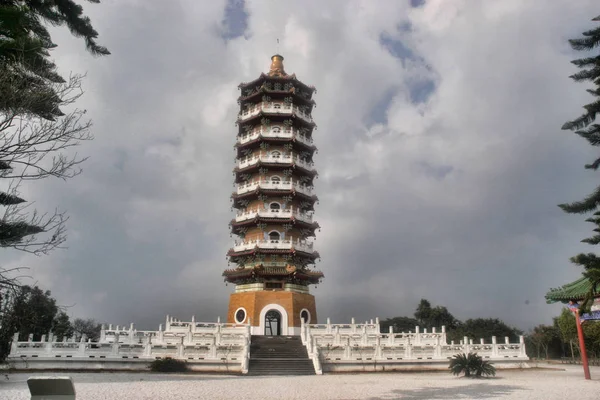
(264, 309, 282, 336)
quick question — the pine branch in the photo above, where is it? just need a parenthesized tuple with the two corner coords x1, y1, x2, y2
(562, 112, 596, 131)
(572, 56, 600, 68)
(582, 235, 600, 245)
(570, 66, 600, 82)
(584, 156, 600, 170)
(559, 185, 600, 214)
(575, 124, 600, 145)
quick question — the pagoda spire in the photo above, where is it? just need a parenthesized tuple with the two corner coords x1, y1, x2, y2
(268, 54, 287, 77)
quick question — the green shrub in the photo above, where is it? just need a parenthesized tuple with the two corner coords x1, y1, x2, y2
(149, 357, 188, 373)
(449, 352, 496, 378)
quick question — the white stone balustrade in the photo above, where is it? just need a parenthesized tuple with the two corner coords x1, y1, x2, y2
(301, 318, 528, 370)
(8, 316, 252, 374)
(237, 128, 314, 147)
(237, 102, 313, 123)
(232, 239, 315, 254)
(237, 153, 315, 172)
(236, 180, 314, 196)
(235, 207, 314, 223)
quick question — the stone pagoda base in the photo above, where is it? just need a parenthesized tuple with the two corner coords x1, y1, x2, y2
(227, 291, 317, 336)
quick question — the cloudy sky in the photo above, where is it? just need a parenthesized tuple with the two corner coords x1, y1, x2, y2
(3, 0, 600, 332)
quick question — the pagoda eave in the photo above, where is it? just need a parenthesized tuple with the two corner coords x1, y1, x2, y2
(238, 90, 316, 107)
(234, 138, 316, 154)
(238, 73, 315, 93)
(230, 218, 319, 230)
(231, 190, 319, 203)
(234, 162, 317, 177)
(222, 265, 324, 284)
(227, 247, 320, 259)
(237, 112, 316, 128)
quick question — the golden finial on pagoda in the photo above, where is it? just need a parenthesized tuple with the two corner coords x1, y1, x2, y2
(268, 54, 287, 77)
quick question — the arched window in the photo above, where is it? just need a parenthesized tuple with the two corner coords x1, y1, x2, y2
(274, 103, 281, 109)
(271, 126, 281, 133)
(269, 203, 281, 212)
(269, 231, 280, 241)
(271, 176, 281, 184)
(270, 150, 281, 158)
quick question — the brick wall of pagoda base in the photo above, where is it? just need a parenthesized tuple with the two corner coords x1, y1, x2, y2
(227, 291, 317, 336)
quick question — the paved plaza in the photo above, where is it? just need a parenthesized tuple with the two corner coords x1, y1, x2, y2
(1, 365, 599, 399)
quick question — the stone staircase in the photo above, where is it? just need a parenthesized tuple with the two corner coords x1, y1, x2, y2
(248, 336, 316, 376)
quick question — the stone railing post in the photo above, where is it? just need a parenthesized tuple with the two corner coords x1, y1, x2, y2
(177, 337, 184, 358)
(100, 324, 106, 342)
(210, 336, 217, 359)
(480, 338, 485, 345)
(344, 337, 351, 360)
(519, 335, 526, 357)
(215, 324, 222, 345)
(10, 332, 19, 355)
(441, 325, 447, 344)
(301, 319, 306, 343)
(158, 325, 164, 344)
(361, 325, 368, 345)
(375, 336, 382, 359)
(505, 336, 510, 345)
(415, 326, 421, 345)
(491, 336, 498, 357)
(351, 318, 356, 334)
(112, 333, 120, 355)
(463, 336, 469, 354)
(28, 333, 33, 342)
(334, 326, 340, 346)
(388, 327, 394, 346)
(145, 336, 152, 357)
(434, 335, 442, 359)
(326, 318, 331, 334)
(375, 317, 380, 333)
(406, 336, 412, 359)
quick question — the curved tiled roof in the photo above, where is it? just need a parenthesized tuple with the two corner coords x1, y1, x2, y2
(545, 276, 598, 303)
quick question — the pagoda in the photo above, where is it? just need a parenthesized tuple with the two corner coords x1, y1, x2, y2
(223, 55, 323, 336)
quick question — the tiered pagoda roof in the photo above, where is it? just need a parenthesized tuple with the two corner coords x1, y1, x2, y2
(223, 54, 323, 288)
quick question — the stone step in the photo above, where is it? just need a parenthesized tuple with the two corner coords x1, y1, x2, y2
(248, 336, 315, 376)
(248, 359, 315, 376)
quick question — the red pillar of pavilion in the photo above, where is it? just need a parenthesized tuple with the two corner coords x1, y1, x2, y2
(573, 306, 591, 380)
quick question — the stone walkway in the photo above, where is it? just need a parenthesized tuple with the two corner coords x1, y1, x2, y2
(1, 365, 599, 399)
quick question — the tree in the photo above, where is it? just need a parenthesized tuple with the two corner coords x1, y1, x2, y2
(72, 318, 101, 341)
(414, 299, 432, 325)
(449, 318, 522, 343)
(414, 299, 459, 331)
(0, 285, 60, 361)
(0, 1, 110, 120)
(528, 324, 560, 359)
(555, 308, 579, 360)
(0, 1, 108, 259)
(0, 73, 92, 255)
(448, 352, 496, 378)
(380, 316, 420, 333)
(559, 14, 600, 314)
(52, 311, 73, 341)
